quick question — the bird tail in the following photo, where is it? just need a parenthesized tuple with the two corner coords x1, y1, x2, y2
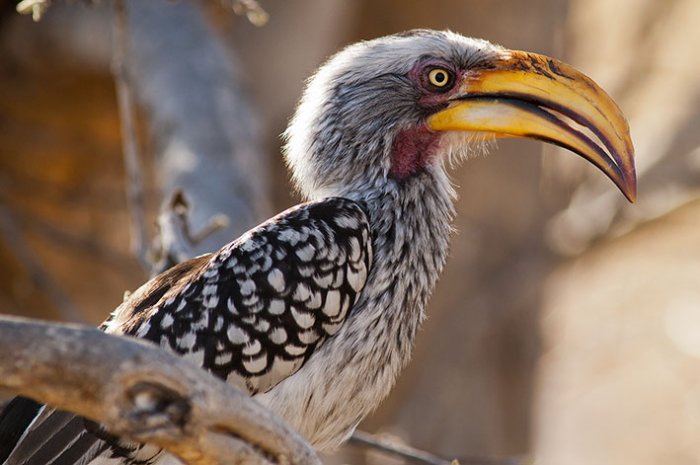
(0, 396, 42, 463)
(0, 397, 111, 465)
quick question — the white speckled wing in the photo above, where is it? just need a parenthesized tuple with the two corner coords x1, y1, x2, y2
(127, 197, 373, 394)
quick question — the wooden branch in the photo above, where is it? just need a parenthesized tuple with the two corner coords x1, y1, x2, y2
(16, 0, 51, 21)
(349, 431, 455, 465)
(0, 316, 320, 465)
(153, 190, 229, 275)
(349, 430, 528, 465)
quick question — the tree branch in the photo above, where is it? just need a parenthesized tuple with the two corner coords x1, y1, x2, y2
(0, 316, 320, 465)
(152, 189, 229, 274)
(16, 0, 51, 21)
(349, 430, 528, 465)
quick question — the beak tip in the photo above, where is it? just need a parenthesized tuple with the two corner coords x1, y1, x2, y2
(621, 172, 637, 203)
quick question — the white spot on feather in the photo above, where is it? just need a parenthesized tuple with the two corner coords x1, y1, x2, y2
(203, 284, 217, 295)
(136, 321, 150, 337)
(334, 214, 359, 229)
(270, 327, 288, 344)
(293, 283, 311, 302)
(178, 332, 196, 350)
(239, 279, 256, 296)
(332, 269, 344, 288)
(279, 229, 302, 245)
(269, 299, 286, 315)
(307, 290, 322, 309)
(243, 339, 262, 356)
(267, 268, 286, 292)
(227, 325, 249, 345)
(296, 244, 315, 261)
(255, 319, 270, 332)
(203, 294, 219, 308)
(348, 237, 362, 262)
(260, 256, 273, 272)
(326, 244, 339, 261)
(216, 352, 232, 364)
(313, 272, 333, 288)
(291, 306, 315, 329)
(324, 290, 341, 318)
(233, 264, 246, 273)
(285, 344, 307, 356)
(347, 265, 367, 292)
(334, 294, 351, 321)
(241, 239, 258, 252)
(160, 313, 174, 329)
(299, 329, 320, 344)
(243, 354, 268, 374)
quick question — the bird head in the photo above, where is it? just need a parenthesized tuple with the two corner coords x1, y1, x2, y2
(284, 29, 636, 203)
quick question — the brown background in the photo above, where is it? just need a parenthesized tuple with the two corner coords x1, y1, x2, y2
(1, 1, 699, 464)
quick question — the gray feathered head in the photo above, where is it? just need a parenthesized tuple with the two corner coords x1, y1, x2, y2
(284, 29, 636, 203)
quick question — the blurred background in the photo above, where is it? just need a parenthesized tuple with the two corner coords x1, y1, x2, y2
(1, 0, 699, 464)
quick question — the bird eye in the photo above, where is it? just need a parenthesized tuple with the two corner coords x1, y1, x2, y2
(427, 67, 452, 89)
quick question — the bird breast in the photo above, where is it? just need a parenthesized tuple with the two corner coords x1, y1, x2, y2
(255, 172, 455, 450)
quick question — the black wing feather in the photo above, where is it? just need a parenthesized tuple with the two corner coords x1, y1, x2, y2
(125, 197, 372, 393)
(0, 397, 42, 463)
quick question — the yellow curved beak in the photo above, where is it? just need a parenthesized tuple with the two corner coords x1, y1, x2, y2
(427, 50, 636, 202)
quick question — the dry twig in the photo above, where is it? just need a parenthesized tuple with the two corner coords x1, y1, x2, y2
(0, 315, 320, 465)
(349, 430, 529, 465)
(152, 190, 229, 275)
(16, 0, 51, 21)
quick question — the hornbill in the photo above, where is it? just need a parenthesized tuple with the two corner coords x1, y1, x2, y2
(0, 30, 635, 465)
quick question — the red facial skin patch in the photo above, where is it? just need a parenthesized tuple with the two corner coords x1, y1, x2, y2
(389, 124, 440, 180)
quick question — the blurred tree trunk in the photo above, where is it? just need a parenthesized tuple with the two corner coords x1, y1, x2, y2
(123, 0, 271, 268)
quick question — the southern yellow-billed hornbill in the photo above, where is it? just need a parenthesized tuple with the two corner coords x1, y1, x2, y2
(0, 30, 635, 464)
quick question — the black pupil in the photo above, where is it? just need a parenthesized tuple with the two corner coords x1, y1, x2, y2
(435, 72, 446, 83)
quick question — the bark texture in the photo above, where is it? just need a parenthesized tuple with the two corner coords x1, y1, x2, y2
(0, 316, 320, 465)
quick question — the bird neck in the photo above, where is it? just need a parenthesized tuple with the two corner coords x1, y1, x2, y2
(342, 164, 456, 365)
